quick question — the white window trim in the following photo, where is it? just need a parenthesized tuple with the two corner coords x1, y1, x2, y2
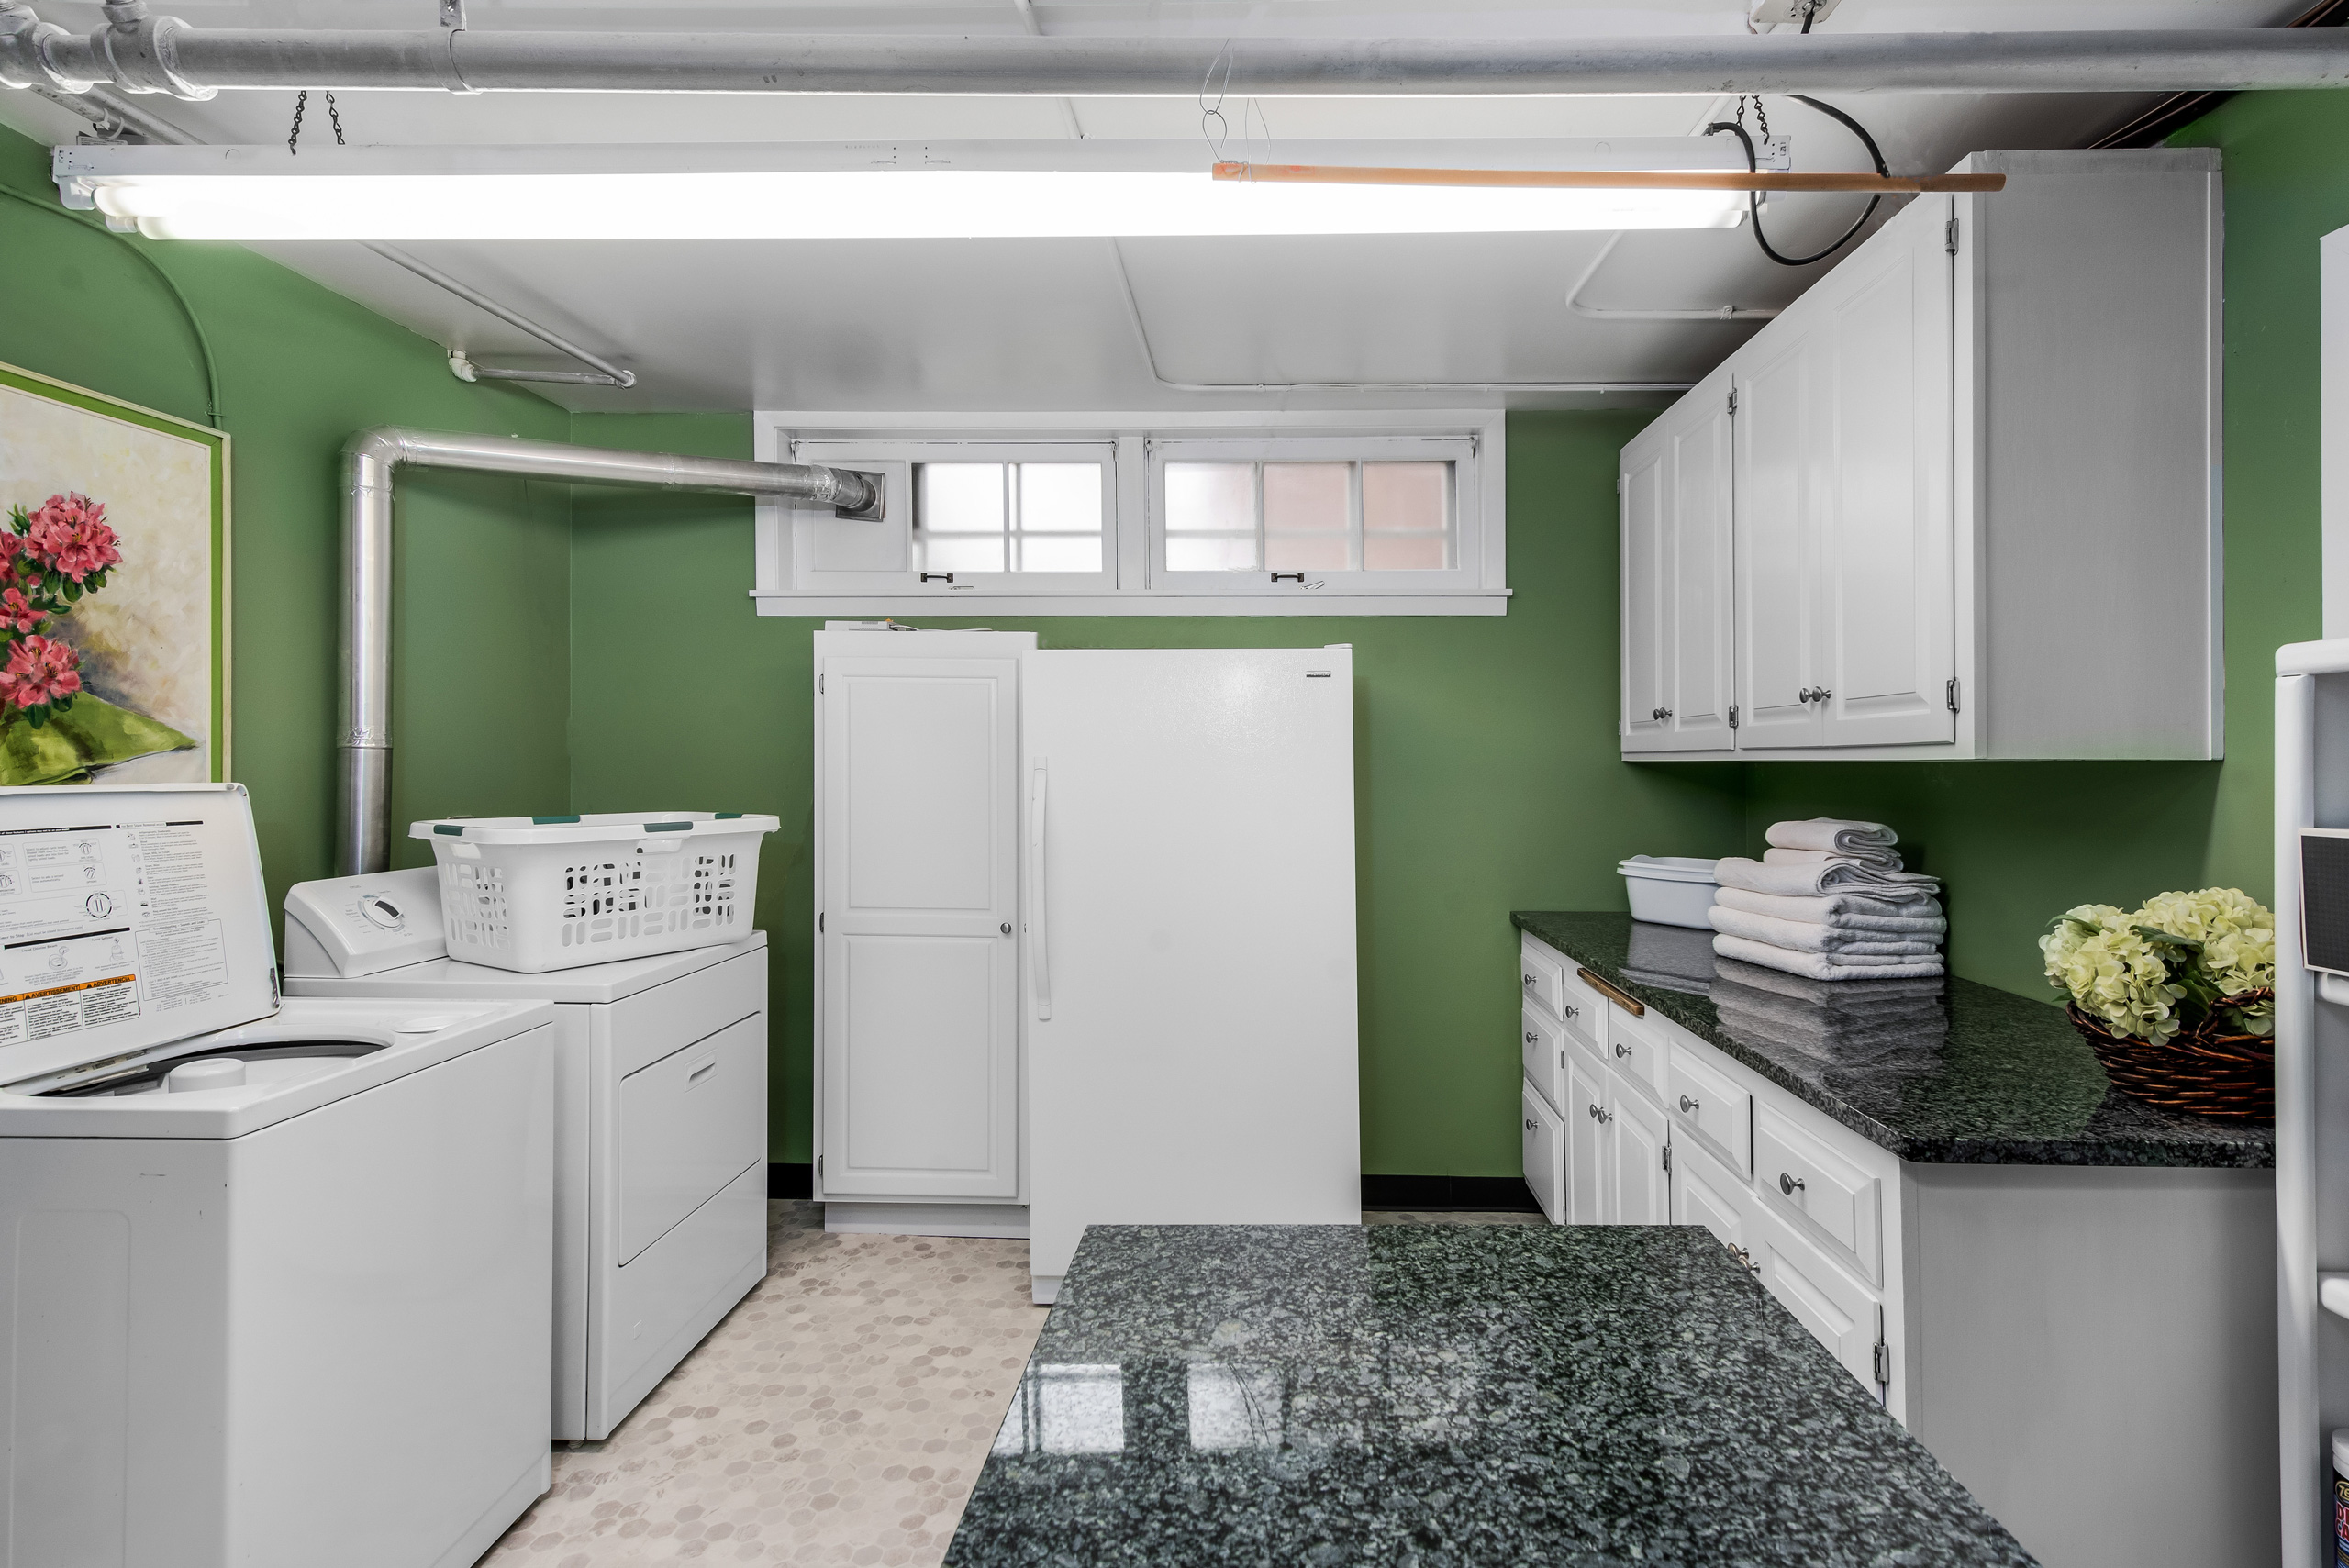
(752, 408, 1508, 617)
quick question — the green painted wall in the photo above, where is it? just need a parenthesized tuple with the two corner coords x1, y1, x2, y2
(0, 123, 575, 927)
(1740, 91, 2346, 1004)
(566, 411, 1743, 1173)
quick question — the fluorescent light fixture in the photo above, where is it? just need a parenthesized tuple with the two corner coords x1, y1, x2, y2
(52, 139, 1754, 241)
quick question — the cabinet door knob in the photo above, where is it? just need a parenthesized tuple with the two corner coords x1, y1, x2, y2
(1524, 973, 1537, 987)
(1679, 1095, 1699, 1113)
(1797, 687, 1814, 703)
(1812, 689, 1831, 703)
(1525, 1031, 1539, 1045)
(1612, 1042, 1631, 1059)
(1563, 1004, 1577, 1018)
(1779, 1173, 1807, 1195)
(1525, 1118, 1540, 1132)
(1587, 1104, 1601, 1119)
(1000, 922, 1013, 935)
(1660, 708, 1673, 719)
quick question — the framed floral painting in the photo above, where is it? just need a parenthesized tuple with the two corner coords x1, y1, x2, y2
(0, 361, 228, 786)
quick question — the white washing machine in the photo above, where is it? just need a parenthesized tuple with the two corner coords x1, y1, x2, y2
(283, 866, 769, 1441)
(0, 784, 555, 1568)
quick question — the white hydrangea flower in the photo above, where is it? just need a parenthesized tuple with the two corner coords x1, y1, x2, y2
(2043, 904, 2183, 1041)
(2135, 886, 2276, 1035)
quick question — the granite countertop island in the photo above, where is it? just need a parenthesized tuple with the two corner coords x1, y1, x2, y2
(1514, 910, 2273, 1170)
(945, 1224, 2035, 1568)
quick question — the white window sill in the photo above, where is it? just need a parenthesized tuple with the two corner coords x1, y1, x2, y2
(750, 591, 1510, 617)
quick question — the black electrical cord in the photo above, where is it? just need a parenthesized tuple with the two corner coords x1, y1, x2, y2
(1707, 95, 1889, 269)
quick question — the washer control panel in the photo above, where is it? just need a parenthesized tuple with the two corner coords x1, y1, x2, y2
(282, 867, 446, 979)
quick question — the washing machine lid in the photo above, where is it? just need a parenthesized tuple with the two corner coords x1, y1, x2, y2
(0, 784, 278, 1084)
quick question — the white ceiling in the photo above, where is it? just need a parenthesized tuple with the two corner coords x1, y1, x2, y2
(0, 0, 2302, 412)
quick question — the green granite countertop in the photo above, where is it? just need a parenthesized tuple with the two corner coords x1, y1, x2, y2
(1515, 911, 2273, 1170)
(945, 1224, 2035, 1568)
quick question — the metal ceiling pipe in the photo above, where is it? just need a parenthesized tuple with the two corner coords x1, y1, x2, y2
(9, 16, 2349, 99)
(339, 428, 882, 875)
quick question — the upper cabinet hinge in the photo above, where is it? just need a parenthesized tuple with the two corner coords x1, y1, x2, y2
(1944, 677, 1959, 715)
(818, 672, 825, 694)
(1728, 705, 1741, 730)
(1944, 217, 1959, 257)
(1662, 1142, 1673, 1173)
(1726, 388, 1739, 416)
(1873, 1337, 1892, 1388)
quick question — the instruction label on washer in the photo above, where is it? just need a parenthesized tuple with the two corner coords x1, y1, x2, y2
(0, 817, 228, 1048)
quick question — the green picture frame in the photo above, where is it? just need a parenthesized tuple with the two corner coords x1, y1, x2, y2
(0, 358, 229, 784)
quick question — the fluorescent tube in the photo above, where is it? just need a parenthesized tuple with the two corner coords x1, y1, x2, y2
(53, 140, 1755, 241)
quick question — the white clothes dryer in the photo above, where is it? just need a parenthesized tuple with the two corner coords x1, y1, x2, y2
(284, 867, 769, 1441)
(0, 784, 555, 1568)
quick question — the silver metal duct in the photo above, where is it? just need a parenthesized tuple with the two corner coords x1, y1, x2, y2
(339, 428, 882, 875)
(8, 16, 2349, 100)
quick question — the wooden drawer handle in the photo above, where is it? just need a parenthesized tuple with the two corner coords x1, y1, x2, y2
(1576, 967, 1645, 1018)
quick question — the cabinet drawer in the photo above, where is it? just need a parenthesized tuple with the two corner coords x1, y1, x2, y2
(1553, 965, 1606, 1053)
(1753, 1101, 1882, 1284)
(1604, 1006, 1668, 1106)
(1750, 1197, 1882, 1398)
(608, 948, 766, 1078)
(1521, 1081, 1564, 1226)
(1519, 940, 1565, 1018)
(618, 1014, 768, 1263)
(1521, 1005, 1566, 1116)
(1666, 1043, 1753, 1175)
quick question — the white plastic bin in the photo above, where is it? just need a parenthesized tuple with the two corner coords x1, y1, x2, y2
(410, 811, 779, 973)
(1618, 855, 1720, 930)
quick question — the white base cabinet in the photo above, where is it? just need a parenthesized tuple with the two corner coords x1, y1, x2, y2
(1620, 149, 2222, 762)
(1519, 930, 2278, 1568)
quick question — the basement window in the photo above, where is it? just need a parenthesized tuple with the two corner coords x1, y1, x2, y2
(755, 414, 1505, 616)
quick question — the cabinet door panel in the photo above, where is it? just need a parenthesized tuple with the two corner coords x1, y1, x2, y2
(819, 656, 1020, 1198)
(1733, 332, 1826, 748)
(1752, 1199, 1880, 1397)
(1665, 392, 1736, 748)
(1668, 1132, 1753, 1260)
(1816, 197, 1956, 747)
(1521, 1081, 1564, 1225)
(1607, 1070, 1672, 1225)
(1620, 436, 1671, 753)
(1564, 1045, 1608, 1227)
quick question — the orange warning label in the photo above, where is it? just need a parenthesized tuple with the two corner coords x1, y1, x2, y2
(0, 973, 135, 1007)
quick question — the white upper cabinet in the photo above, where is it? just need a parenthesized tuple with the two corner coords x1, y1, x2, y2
(1622, 368, 1737, 754)
(1623, 149, 2222, 762)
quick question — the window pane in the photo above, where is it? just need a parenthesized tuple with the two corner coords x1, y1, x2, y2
(1165, 463, 1253, 533)
(918, 464, 1006, 533)
(1364, 534, 1449, 571)
(1364, 463, 1449, 531)
(1017, 465, 1103, 533)
(1017, 535, 1103, 573)
(1167, 536, 1259, 572)
(922, 534, 1006, 573)
(1264, 463, 1350, 534)
(1267, 536, 1350, 572)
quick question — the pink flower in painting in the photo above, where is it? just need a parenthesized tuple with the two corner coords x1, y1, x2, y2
(0, 635, 81, 710)
(0, 588, 44, 636)
(24, 493, 121, 584)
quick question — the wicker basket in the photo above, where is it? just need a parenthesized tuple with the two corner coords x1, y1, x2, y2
(2066, 990, 2276, 1122)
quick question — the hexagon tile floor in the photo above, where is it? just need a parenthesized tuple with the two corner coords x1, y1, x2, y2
(477, 1201, 1542, 1567)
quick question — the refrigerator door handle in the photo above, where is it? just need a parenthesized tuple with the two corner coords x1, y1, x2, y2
(1030, 758, 1052, 1021)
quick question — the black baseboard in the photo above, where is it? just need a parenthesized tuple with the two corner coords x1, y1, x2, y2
(771, 1163, 1536, 1213)
(1361, 1173, 1542, 1213)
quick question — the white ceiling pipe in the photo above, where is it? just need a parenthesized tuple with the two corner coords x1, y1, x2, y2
(7, 16, 2349, 101)
(338, 428, 882, 875)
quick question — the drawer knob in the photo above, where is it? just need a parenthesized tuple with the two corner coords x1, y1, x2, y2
(1524, 973, 1536, 987)
(1679, 1095, 1699, 1114)
(1595, 1106, 1614, 1125)
(1727, 1242, 1761, 1277)
(1587, 1104, 1601, 1119)
(1525, 1118, 1540, 1132)
(1563, 1004, 1577, 1018)
(1778, 1173, 1806, 1195)
(1526, 1031, 1539, 1045)
(1612, 1042, 1631, 1059)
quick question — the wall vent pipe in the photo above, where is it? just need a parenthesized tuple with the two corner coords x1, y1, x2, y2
(338, 428, 882, 875)
(8, 17, 2349, 99)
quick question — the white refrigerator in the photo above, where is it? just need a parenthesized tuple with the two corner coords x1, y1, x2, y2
(1022, 646, 1363, 1300)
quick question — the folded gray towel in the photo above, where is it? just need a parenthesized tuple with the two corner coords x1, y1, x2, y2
(1713, 856, 1941, 899)
(1709, 905, 1943, 957)
(1715, 886, 1947, 931)
(1765, 817, 1899, 856)
(1712, 933, 1946, 982)
(1764, 844, 1907, 873)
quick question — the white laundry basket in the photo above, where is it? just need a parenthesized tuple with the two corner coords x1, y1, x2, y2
(411, 812, 780, 973)
(1617, 855, 1720, 930)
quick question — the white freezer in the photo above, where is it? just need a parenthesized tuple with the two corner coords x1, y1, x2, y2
(1022, 646, 1363, 1299)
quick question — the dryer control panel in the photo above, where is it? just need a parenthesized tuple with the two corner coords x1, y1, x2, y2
(284, 867, 446, 979)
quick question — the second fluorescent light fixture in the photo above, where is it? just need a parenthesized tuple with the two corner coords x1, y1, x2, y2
(53, 139, 1757, 240)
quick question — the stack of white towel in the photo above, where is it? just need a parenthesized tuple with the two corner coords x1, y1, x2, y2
(1706, 818, 1945, 982)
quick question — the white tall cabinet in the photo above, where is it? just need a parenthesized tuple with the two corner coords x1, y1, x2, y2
(815, 629, 1035, 1236)
(1622, 148, 2223, 762)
